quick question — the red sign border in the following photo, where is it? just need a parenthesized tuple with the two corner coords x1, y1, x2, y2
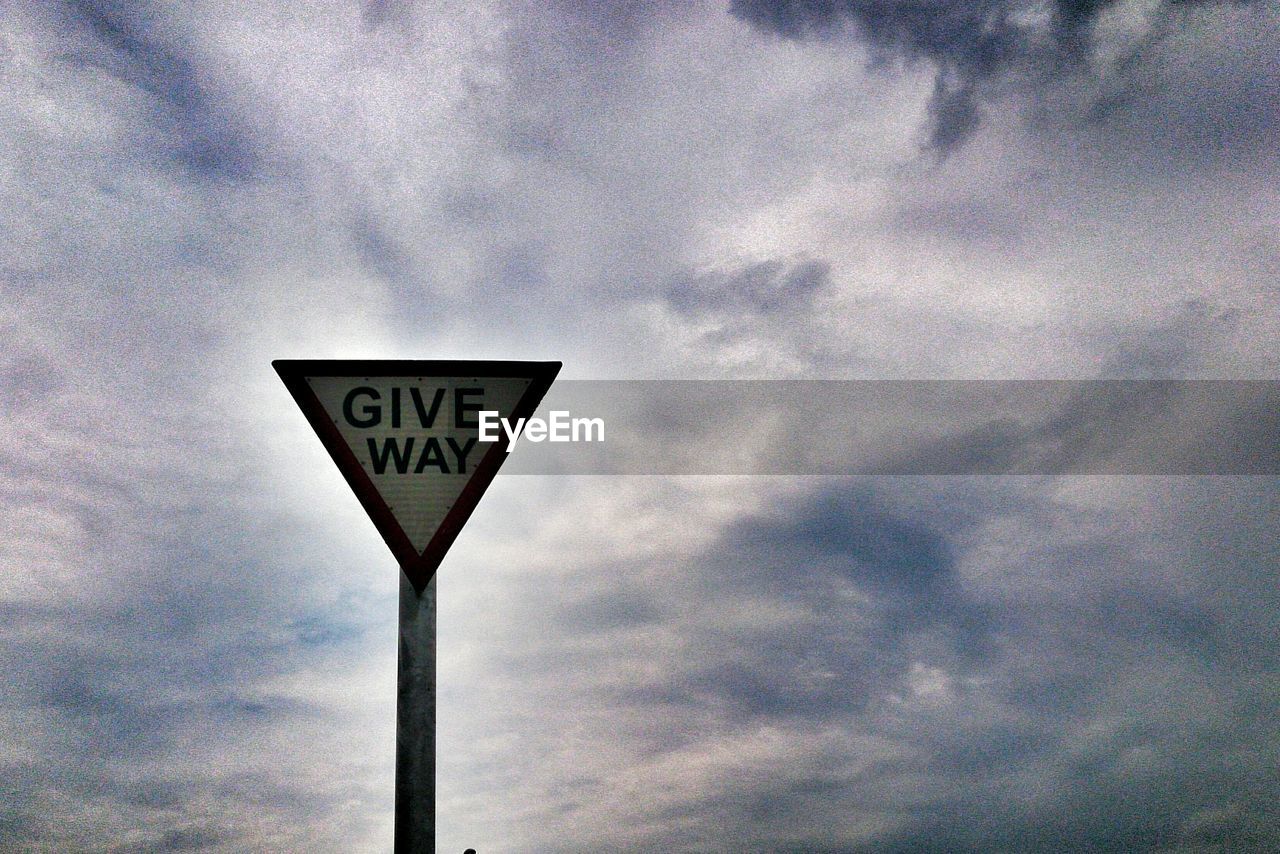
(273, 359, 561, 591)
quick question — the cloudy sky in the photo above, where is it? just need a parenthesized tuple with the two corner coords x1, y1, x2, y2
(2, 0, 1278, 851)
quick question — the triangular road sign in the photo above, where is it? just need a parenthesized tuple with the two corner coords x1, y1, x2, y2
(273, 360, 560, 590)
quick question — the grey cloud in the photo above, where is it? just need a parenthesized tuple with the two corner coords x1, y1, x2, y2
(716, 485, 993, 654)
(546, 486, 995, 723)
(730, 0, 1268, 154)
(733, 491, 955, 598)
(557, 586, 665, 632)
(136, 826, 228, 852)
(0, 348, 68, 413)
(924, 77, 982, 157)
(718, 490, 994, 659)
(349, 212, 416, 287)
(58, 0, 259, 180)
(467, 476, 1279, 850)
(509, 380, 1280, 474)
(1105, 299, 1241, 376)
(666, 258, 830, 317)
(1, 0, 1276, 849)
(796, 486, 1265, 849)
(0, 585, 385, 849)
(0, 403, 393, 849)
(361, 0, 415, 30)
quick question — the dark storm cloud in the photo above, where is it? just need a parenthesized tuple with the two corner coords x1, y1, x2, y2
(730, 0, 1267, 154)
(58, 0, 258, 180)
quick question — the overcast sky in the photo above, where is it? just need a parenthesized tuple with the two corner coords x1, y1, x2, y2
(1, 0, 1278, 851)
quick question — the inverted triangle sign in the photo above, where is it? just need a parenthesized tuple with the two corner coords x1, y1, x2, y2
(273, 360, 560, 590)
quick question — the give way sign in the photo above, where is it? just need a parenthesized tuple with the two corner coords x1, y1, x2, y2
(273, 360, 560, 590)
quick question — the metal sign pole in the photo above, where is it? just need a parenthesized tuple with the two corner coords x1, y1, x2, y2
(395, 573, 435, 853)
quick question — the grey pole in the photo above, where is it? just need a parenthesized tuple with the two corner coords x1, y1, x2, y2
(396, 572, 435, 853)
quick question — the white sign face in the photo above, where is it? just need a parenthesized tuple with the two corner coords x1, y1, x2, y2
(274, 361, 560, 588)
(306, 376, 532, 552)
